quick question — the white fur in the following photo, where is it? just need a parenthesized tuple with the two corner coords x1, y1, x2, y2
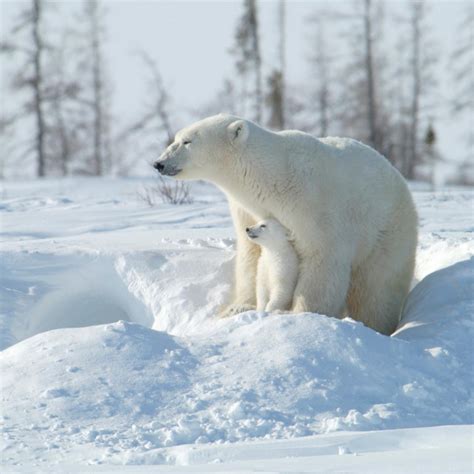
(246, 219, 298, 312)
(155, 114, 418, 335)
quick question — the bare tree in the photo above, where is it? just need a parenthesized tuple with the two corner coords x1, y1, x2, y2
(422, 123, 443, 190)
(232, 0, 263, 122)
(451, 4, 474, 115)
(0, 0, 48, 177)
(362, 0, 378, 149)
(32, 0, 46, 177)
(139, 52, 174, 145)
(451, 4, 474, 171)
(0, 114, 19, 179)
(119, 51, 174, 166)
(115, 50, 182, 176)
(81, 0, 111, 176)
(405, 1, 425, 179)
(265, 1, 286, 130)
(406, 2, 422, 179)
(391, 1, 437, 179)
(45, 29, 83, 176)
(0, 1, 115, 178)
(279, 0, 286, 124)
(307, 16, 331, 136)
(266, 70, 284, 130)
(335, 0, 392, 156)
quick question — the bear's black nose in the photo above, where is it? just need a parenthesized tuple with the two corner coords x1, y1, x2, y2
(153, 162, 164, 172)
(246, 227, 250, 232)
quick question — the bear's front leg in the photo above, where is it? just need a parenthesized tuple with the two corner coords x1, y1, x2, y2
(256, 279, 269, 312)
(264, 282, 294, 312)
(219, 199, 259, 317)
(291, 254, 351, 318)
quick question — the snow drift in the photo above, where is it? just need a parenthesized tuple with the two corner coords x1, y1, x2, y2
(0, 178, 472, 467)
(1, 251, 472, 466)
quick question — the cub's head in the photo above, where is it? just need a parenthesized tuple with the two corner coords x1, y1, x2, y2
(246, 219, 293, 247)
(153, 113, 250, 180)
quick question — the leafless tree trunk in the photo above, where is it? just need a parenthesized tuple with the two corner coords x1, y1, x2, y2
(335, 0, 390, 156)
(451, 4, 474, 170)
(49, 32, 78, 176)
(232, 0, 263, 123)
(266, 1, 286, 130)
(363, 0, 378, 150)
(1, 0, 50, 177)
(32, 0, 46, 177)
(451, 4, 474, 114)
(314, 18, 329, 136)
(278, 0, 286, 128)
(406, 1, 423, 179)
(266, 70, 284, 129)
(52, 95, 70, 176)
(248, 0, 262, 123)
(86, 0, 104, 176)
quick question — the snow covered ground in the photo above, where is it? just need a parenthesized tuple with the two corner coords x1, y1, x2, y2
(0, 177, 473, 471)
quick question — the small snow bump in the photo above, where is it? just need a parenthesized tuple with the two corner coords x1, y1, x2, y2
(148, 420, 162, 430)
(228, 402, 244, 419)
(83, 429, 99, 442)
(112, 320, 128, 332)
(341, 410, 365, 428)
(42, 388, 70, 399)
(338, 446, 352, 455)
(195, 435, 209, 444)
(342, 317, 358, 325)
(402, 382, 430, 400)
(426, 347, 449, 358)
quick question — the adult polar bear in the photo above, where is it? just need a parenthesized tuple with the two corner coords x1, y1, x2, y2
(154, 114, 418, 335)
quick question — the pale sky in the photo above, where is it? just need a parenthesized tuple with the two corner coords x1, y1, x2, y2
(1, 0, 471, 174)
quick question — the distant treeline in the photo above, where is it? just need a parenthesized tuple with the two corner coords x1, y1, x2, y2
(1, 0, 472, 185)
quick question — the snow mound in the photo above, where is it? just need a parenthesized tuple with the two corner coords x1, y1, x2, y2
(0, 253, 152, 349)
(0, 247, 234, 349)
(1, 179, 473, 467)
(1, 258, 472, 465)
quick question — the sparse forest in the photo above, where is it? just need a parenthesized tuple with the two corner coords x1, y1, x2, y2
(0, 0, 472, 184)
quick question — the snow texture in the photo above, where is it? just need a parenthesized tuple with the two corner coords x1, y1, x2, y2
(0, 178, 472, 469)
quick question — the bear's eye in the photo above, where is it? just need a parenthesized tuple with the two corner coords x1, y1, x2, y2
(260, 224, 266, 228)
(183, 140, 191, 146)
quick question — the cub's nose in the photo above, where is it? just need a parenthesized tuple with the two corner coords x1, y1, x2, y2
(153, 162, 164, 172)
(246, 227, 250, 233)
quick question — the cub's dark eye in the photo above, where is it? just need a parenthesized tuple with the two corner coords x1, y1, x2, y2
(183, 140, 191, 145)
(260, 224, 266, 228)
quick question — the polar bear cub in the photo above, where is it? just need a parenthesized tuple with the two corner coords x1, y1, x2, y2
(246, 218, 299, 312)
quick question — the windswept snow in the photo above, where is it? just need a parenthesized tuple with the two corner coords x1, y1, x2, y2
(0, 178, 473, 469)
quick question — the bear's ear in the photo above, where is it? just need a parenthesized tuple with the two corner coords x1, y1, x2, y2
(227, 120, 249, 146)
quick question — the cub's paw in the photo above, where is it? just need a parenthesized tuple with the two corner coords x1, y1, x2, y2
(219, 304, 256, 318)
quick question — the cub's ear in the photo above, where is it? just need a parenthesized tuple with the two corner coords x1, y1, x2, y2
(227, 120, 249, 146)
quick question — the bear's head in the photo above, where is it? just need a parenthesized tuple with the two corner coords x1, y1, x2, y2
(246, 219, 294, 247)
(153, 114, 250, 181)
